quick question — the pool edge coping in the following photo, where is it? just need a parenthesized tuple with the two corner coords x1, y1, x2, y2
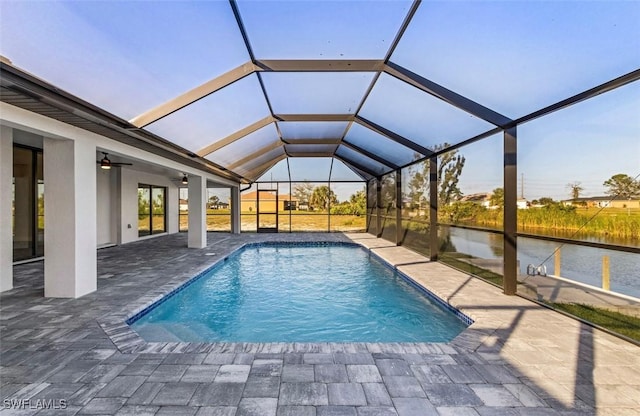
(98, 238, 487, 354)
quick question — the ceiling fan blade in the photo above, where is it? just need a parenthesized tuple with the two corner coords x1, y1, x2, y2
(95, 161, 132, 166)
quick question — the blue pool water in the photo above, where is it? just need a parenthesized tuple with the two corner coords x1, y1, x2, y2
(131, 244, 469, 342)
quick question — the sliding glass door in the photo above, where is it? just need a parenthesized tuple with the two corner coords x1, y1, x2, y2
(138, 184, 166, 237)
(12, 145, 44, 261)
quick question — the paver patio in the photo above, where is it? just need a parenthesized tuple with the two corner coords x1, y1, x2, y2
(1, 232, 639, 415)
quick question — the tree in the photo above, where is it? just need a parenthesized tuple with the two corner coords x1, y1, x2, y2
(292, 183, 314, 207)
(406, 164, 428, 210)
(137, 189, 149, 214)
(566, 182, 584, 200)
(309, 186, 338, 211)
(330, 190, 366, 215)
(538, 197, 555, 206)
(406, 143, 466, 208)
(349, 191, 367, 214)
(490, 187, 504, 208)
(603, 174, 640, 199)
(348, 190, 366, 215)
(436, 144, 465, 205)
(380, 174, 396, 211)
(207, 195, 220, 209)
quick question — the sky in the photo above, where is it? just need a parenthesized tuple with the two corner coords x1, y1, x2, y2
(1, 0, 638, 201)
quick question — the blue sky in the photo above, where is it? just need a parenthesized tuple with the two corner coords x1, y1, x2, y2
(1, 0, 638, 200)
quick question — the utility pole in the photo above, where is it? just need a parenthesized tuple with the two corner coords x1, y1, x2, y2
(520, 173, 524, 199)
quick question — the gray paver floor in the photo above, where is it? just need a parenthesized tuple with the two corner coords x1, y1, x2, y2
(1, 232, 639, 415)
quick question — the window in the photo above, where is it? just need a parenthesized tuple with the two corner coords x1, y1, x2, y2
(12, 145, 44, 261)
(138, 184, 166, 236)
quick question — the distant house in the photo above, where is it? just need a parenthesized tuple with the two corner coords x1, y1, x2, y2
(180, 199, 230, 211)
(563, 196, 640, 209)
(240, 191, 299, 212)
(460, 192, 491, 208)
(209, 201, 229, 210)
(517, 198, 530, 209)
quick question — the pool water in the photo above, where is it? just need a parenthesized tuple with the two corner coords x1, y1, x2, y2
(131, 244, 469, 342)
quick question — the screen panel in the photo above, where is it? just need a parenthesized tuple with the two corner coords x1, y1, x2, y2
(330, 158, 366, 182)
(146, 74, 271, 152)
(391, 1, 640, 118)
(1, 1, 249, 120)
(344, 123, 422, 167)
(206, 124, 281, 167)
(235, 147, 286, 178)
(288, 158, 334, 182)
(359, 73, 494, 150)
(236, 0, 412, 59)
(336, 145, 392, 177)
(256, 159, 290, 182)
(262, 72, 375, 114)
(279, 122, 349, 140)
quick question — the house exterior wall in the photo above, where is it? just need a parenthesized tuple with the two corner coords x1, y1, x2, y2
(1, 102, 240, 297)
(608, 199, 640, 209)
(240, 192, 298, 212)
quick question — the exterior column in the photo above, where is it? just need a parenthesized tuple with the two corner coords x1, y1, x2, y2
(503, 127, 518, 295)
(43, 137, 97, 298)
(187, 175, 207, 248)
(0, 126, 13, 292)
(231, 186, 240, 234)
(429, 157, 438, 261)
(395, 170, 402, 246)
(376, 178, 382, 237)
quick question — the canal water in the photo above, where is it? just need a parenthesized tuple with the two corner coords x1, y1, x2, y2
(445, 227, 640, 299)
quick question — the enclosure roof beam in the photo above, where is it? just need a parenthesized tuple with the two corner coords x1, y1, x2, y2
(341, 140, 399, 170)
(333, 154, 379, 178)
(129, 61, 259, 128)
(197, 115, 275, 157)
(130, 58, 385, 129)
(227, 141, 284, 171)
(285, 151, 336, 157)
(354, 116, 434, 157)
(383, 61, 512, 127)
(274, 114, 355, 122)
(283, 138, 342, 145)
(509, 68, 640, 128)
(255, 59, 385, 72)
(246, 154, 287, 181)
(331, 158, 369, 181)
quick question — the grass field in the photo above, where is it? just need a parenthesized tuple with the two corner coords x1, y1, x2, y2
(177, 210, 366, 232)
(548, 303, 640, 342)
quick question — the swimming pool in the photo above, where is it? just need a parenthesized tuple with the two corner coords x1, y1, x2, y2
(130, 243, 470, 343)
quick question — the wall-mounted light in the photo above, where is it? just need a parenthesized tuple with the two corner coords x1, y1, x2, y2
(181, 174, 188, 185)
(100, 152, 111, 170)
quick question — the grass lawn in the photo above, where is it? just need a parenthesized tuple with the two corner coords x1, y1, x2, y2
(436, 254, 640, 342)
(575, 207, 640, 218)
(178, 210, 366, 232)
(548, 303, 640, 343)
